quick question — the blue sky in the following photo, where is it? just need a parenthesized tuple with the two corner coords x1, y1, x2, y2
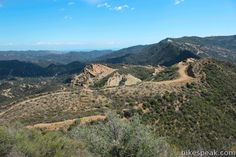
(0, 0, 235, 50)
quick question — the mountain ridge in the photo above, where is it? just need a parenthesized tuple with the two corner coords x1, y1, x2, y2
(97, 35, 236, 66)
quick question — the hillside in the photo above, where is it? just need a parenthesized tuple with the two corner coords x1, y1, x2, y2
(170, 35, 236, 63)
(0, 60, 49, 78)
(140, 59, 236, 149)
(98, 35, 236, 66)
(0, 60, 85, 106)
(0, 59, 195, 124)
(1, 59, 235, 152)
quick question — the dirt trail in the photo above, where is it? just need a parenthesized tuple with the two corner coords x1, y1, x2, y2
(0, 91, 71, 117)
(80, 115, 106, 124)
(26, 119, 77, 131)
(26, 115, 106, 131)
(154, 62, 192, 85)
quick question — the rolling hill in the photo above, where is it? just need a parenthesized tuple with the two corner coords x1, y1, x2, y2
(0, 60, 49, 78)
(0, 59, 235, 151)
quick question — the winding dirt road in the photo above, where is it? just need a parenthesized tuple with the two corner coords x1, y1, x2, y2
(155, 62, 193, 85)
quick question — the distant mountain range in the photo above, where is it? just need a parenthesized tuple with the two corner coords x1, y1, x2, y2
(0, 35, 235, 79)
(0, 50, 112, 66)
(98, 35, 236, 66)
(0, 60, 85, 79)
(0, 35, 235, 67)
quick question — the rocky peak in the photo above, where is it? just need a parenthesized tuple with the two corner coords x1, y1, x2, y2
(85, 64, 115, 78)
(105, 72, 141, 88)
(71, 64, 116, 87)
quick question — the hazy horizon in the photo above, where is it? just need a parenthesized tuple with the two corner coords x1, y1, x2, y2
(0, 0, 235, 50)
(1, 33, 236, 51)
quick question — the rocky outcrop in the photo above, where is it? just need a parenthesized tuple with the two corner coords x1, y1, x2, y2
(105, 72, 123, 87)
(105, 72, 141, 88)
(71, 64, 116, 87)
(85, 64, 115, 78)
(124, 74, 142, 86)
(72, 64, 143, 88)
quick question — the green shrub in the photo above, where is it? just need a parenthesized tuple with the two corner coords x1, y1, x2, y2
(151, 66, 179, 81)
(72, 113, 179, 157)
(0, 126, 89, 157)
(15, 129, 79, 157)
(118, 66, 154, 80)
(0, 126, 14, 156)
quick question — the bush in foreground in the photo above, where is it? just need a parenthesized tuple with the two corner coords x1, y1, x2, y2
(0, 126, 14, 156)
(0, 126, 89, 157)
(72, 113, 179, 157)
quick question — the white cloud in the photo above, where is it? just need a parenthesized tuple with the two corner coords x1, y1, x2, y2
(97, 3, 133, 12)
(175, 0, 185, 5)
(97, 3, 111, 8)
(114, 5, 129, 11)
(68, 1, 76, 6)
(88, 1, 134, 12)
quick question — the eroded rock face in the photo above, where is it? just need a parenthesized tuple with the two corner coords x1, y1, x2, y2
(72, 64, 143, 88)
(105, 72, 123, 87)
(71, 64, 116, 87)
(124, 74, 141, 86)
(86, 64, 115, 79)
(105, 72, 141, 88)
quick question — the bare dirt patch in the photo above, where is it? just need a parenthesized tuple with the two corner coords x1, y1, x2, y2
(26, 115, 106, 131)
(26, 119, 77, 132)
